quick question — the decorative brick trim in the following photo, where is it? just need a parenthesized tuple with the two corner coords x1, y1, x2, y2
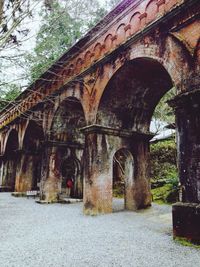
(111, 35, 117, 41)
(139, 12, 147, 20)
(124, 24, 131, 31)
(157, 0, 165, 7)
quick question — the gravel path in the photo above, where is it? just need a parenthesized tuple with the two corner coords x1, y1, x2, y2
(0, 193, 199, 267)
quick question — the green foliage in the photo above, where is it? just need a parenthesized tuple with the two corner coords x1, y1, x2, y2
(153, 88, 176, 127)
(152, 183, 179, 204)
(150, 139, 179, 204)
(150, 139, 177, 180)
(0, 0, 119, 112)
(174, 237, 200, 248)
(113, 182, 124, 198)
(26, 1, 82, 80)
(87, 7, 108, 29)
(26, 0, 107, 81)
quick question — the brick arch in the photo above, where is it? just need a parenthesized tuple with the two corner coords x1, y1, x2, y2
(84, 51, 92, 67)
(61, 67, 69, 79)
(145, 0, 158, 24)
(128, 42, 190, 91)
(92, 49, 185, 125)
(3, 128, 19, 155)
(47, 88, 89, 134)
(50, 96, 86, 143)
(129, 12, 141, 35)
(16, 120, 45, 192)
(93, 43, 102, 61)
(75, 58, 83, 74)
(104, 34, 113, 53)
(116, 23, 126, 45)
(68, 64, 75, 77)
(96, 57, 174, 132)
(22, 120, 44, 151)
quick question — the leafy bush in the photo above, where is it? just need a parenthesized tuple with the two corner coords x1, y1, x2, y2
(150, 139, 179, 204)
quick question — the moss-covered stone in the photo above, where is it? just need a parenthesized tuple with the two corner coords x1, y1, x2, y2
(151, 183, 178, 204)
(174, 237, 200, 248)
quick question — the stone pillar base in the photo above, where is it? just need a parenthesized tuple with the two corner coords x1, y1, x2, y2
(172, 202, 200, 243)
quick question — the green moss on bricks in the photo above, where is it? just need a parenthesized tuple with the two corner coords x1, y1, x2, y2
(174, 237, 200, 249)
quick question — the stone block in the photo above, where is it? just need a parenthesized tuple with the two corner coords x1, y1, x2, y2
(172, 202, 200, 243)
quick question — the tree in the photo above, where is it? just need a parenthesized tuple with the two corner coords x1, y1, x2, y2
(0, 0, 43, 111)
(152, 88, 176, 133)
(0, 0, 114, 111)
(0, 0, 42, 51)
(105, 0, 121, 9)
(26, 0, 107, 81)
(25, 1, 81, 80)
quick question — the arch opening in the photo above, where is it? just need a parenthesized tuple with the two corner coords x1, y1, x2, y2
(96, 57, 176, 211)
(112, 148, 134, 212)
(51, 97, 85, 144)
(2, 129, 19, 191)
(16, 121, 44, 192)
(97, 57, 174, 133)
(50, 97, 86, 199)
(60, 156, 81, 198)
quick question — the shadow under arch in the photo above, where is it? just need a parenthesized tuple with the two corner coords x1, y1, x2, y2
(2, 129, 19, 191)
(96, 57, 174, 133)
(45, 96, 86, 200)
(15, 120, 45, 192)
(50, 96, 86, 144)
(60, 156, 82, 198)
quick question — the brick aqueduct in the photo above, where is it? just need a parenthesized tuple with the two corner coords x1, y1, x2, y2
(0, 0, 200, 241)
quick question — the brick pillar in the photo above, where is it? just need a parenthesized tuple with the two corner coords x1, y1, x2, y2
(15, 152, 34, 192)
(170, 89, 200, 243)
(0, 158, 3, 189)
(0, 158, 9, 191)
(82, 125, 152, 215)
(83, 127, 112, 215)
(40, 145, 61, 203)
(0, 153, 18, 192)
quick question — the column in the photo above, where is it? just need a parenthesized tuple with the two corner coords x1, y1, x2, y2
(82, 126, 113, 215)
(170, 89, 200, 243)
(40, 144, 61, 203)
(15, 151, 34, 192)
(0, 153, 18, 191)
(82, 125, 152, 215)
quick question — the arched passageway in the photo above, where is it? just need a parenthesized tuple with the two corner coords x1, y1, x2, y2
(112, 148, 134, 211)
(15, 121, 44, 192)
(83, 57, 175, 215)
(41, 97, 86, 202)
(96, 58, 173, 132)
(1, 129, 19, 191)
(61, 157, 81, 198)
